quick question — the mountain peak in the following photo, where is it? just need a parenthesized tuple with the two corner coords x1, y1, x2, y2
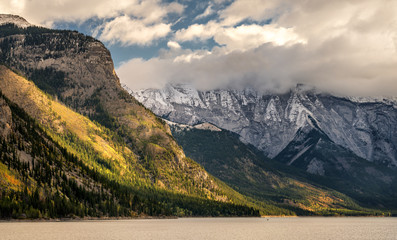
(0, 14, 32, 28)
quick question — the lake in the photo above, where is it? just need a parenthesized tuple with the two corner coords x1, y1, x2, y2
(1, 217, 396, 240)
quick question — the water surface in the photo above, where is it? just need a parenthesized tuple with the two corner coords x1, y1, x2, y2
(1, 217, 396, 240)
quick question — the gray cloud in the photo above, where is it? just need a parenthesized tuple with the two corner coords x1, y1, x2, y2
(118, 0, 397, 97)
(118, 38, 397, 96)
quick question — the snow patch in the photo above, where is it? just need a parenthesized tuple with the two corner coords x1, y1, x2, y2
(194, 122, 222, 132)
(265, 98, 281, 122)
(288, 144, 313, 165)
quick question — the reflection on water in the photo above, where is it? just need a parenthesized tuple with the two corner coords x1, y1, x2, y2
(1, 217, 396, 240)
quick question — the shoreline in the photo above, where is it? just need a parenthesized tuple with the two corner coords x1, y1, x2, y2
(0, 215, 178, 222)
(0, 215, 394, 222)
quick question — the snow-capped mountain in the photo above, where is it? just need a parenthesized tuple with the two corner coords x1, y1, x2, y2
(129, 83, 397, 168)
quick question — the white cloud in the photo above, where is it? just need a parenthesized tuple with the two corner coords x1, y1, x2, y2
(0, 0, 183, 25)
(0, 0, 184, 45)
(117, 58, 173, 90)
(175, 0, 306, 52)
(214, 24, 306, 51)
(173, 50, 211, 63)
(1, 0, 128, 26)
(175, 21, 221, 42)
(98, 15, 171, 46)
(125, 0, 184, 24)
(175, 22, 305, 52)
(218, 0, 278, 26)
(119, 0, 397, 97)
(167, 41, 181, 49)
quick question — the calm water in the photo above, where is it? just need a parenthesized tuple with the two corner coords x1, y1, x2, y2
(1, 217, 396, 240)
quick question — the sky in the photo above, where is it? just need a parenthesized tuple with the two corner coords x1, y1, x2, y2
(1, 0, 397, 96)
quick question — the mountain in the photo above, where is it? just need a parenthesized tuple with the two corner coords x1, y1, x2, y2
(168, 121, 374, 215)
(131, 84, 397, 167)
(0, 15, 261, 218)
(130, 84, 397, 209)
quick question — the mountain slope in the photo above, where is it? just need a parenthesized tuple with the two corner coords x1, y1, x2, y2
(274, 116, 397, 207)
(0, 65, 260, 218)
(0, 17, 263, 217)
(0, 20, 219, 198)
(169, 122, 376, 215)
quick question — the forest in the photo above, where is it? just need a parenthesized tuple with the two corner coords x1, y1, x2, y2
(0, 91, 259, 219)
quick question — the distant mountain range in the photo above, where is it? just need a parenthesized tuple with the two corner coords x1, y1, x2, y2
(131, 84, 397, 167)
(130, 83, 397, 209)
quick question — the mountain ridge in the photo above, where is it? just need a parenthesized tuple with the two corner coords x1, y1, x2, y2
(131, 83, 397, 167)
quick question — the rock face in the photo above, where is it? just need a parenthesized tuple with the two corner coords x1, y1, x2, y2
(0, 25, 118, 115)
(130, 84, 397, 168)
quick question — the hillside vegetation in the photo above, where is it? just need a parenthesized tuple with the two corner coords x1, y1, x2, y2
(0, 65, 262, 218)
(171, 124, 392, 216)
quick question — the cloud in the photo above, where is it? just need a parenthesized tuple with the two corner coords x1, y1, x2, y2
(214, 24, 306, 51)
(167, 41, 181, 49)
(194, 4, 215, 20)
(118, 36, 397, 96)
(175, 0, 305, 52)
(0, 0, 184, 45)
(218, 0, 278, 26)
(97, 15, 171, 46)
(0, 0, 183, 25)
(175, 22, 305, 51)
(1, 0, 126, 26)
(2, 0, 396, 96)
(125, 0, 184, 24)
(175, 21, 221, 42)
(118, 0, 397, 97)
